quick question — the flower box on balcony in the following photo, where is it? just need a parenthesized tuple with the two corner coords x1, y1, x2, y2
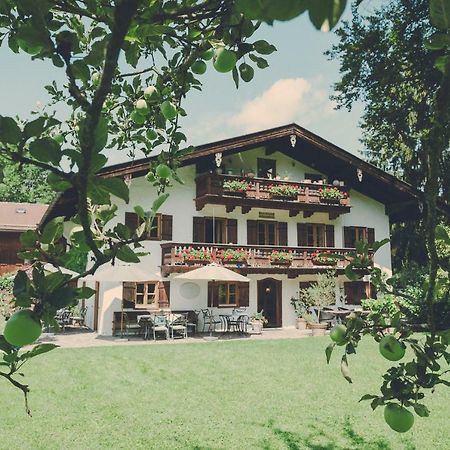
(269, 251, 293, 267)
(222, 179, 249, 196)
(270, 260, 292, 267)
(340, 197, 350, 206)
(311, 251, 339, 266)
(268, 184, 299, 201)
(319, 187, 346, 204)
(185, 258, 209, 265)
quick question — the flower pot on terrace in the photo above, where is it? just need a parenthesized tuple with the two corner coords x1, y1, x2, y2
(308, 322, 328, 336)
(296, 318, 307, 330)
(250, 320, 264, 334)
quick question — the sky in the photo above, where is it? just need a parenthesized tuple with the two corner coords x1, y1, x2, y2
(0, 8, 365, 166)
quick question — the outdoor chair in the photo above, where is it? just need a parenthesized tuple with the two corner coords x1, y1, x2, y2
(186, 310, 199, 335)
(201, 309, 221, 333)
(71, 306, 87, 328)
(168, 314, 188, 339)
(121, 312, 143, 338)
(150, 314, 169, 340)
(55, 308, 72, 331)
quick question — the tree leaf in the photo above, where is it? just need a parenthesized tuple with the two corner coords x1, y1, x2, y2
(413, 403, 430, 417)
(151, 193, 169, 212)
(0, 116, 22, 144)
(359, 394, 378, 402)
(19, 343, 58, 361)
(253, 39, 277, 55)
(425, 32, 450, 49)
(24, 117, 46, 139)
(308, 0, 347, 32)
(116, 245, 140, 263)
(19, 230, 38, 247)
(340, 354, 352, 383)
(91, 177, 129, 204)
(434, 54, 450, 73)
(29, 137, 61, 165)
(325, 342, 335, 363)
(41, 217, 64, 244)
(430, 0, 450, 30)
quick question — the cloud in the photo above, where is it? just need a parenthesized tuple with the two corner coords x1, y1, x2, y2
(228, 77, 335, 133)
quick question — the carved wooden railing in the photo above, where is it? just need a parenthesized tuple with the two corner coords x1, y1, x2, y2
(161, 242, 367, 270)
(195, 173, 350, 207)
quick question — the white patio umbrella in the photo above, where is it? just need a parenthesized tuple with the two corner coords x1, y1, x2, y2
(82, 265, 162, 337)
(175, 263, 249, 339)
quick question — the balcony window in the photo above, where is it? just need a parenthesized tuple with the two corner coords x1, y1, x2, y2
(257, 158, 276, 179)
(343, 227, 375, 248)
(193, 217, 237, 244)
(208, 281, 249, 308)
(125, 212, 173, 240)
(247, 220, 288, 246)
(297, 224, 335, 247)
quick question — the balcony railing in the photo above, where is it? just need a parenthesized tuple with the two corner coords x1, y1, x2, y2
(160, 242, 367, 276)
(195, 173, 351, 218)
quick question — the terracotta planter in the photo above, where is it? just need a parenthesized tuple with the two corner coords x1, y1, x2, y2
(250, 320, 264, 334)
(340, 198, 349, 206)
(296, 318, 307, 330)
(308, 322, 328, 336)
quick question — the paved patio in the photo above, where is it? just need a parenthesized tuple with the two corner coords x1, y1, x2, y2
(37, 327, 319, 349)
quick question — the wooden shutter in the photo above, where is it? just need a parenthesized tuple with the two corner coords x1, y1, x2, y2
(277, 222, 288, 246)
(247, 220, 258, 245)
(297, 223, 308, 246)
(125, 212, 139, 234)
(325, 225, 335, 248)
(208, 281, 219, 307)
(367, 228, 375, 245)
(344, 281, 367, 305)
(193, 217, 205, 242)
(157, 281, 170, 307)
(226, 219, 238, 244)
(238, 282, 249, 307)
(161, 215, 173, 240)
(122, 282, 136, 303)
(344, 227, 354, 248)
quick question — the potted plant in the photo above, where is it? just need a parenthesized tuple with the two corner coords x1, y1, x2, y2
(223, 179, 249, 196)
(269, 250, 293, 266)
(340, 191, 350, 206)
(250, 311, 267, 334)
(219, 248, 248, 265)
(299, 271, 337, 336)
(318, 187, 345, 204)
(311, 250, 340, 266)
(290, 296, 309, 330)
(268, 184, 299, 200)
(179, 247, 212, 265)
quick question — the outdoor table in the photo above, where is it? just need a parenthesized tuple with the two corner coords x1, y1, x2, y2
(325, 309, 351, 325)
(220, 314, 249, 333)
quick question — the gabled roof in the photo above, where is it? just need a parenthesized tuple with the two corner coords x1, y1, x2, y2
(0, 202, 48, 232)
(43, 123, 449, 223)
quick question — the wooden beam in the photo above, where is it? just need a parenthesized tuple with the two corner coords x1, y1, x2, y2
(329, 211, 339, 220)
(241, 206, 251, 214)
(303, 211, 314, 218)
(289, 209, 300, 217)
(226, 205, 236, 213)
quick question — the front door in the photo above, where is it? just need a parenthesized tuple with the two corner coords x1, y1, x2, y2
(257, 278, 282, 327)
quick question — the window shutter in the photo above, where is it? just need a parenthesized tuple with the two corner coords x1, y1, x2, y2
(125, 212, 139, 234)
(161, 215, 173, 240)
(247, 220, 257, 245)
(238, 282, 249, 307)
(344, 227, 354, 248)
(122, 282, 136, 302)
(226, 219, 238, 244)
(344, 281, 366, 305)
(277, 222, 288, 246)
(367, 228, 375, 245)
(297, 223, 308, 246)
(208, 281, 219, 307)
(325, 225, 335, 248)
(193, 217, 205, 242)
(157, 281, 170, 307)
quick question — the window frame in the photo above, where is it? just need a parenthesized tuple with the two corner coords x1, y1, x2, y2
(134, 281, 158, 309)
(217, 282, 238, 307)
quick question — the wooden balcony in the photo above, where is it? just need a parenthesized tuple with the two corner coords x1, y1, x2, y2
(160, 243, 366, 278)
(195, 173, 351, 219)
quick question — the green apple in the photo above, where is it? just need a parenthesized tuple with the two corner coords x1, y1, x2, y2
(192, 60, 207, 75)
(160, 100, 177, 120)
(213, 48, 237, 73)
(155, 164, 171, 179)
(144, 85, 158, 102)
(135, 99, 148, 114)
(384, 404, 414, 433)
(330, 324, 347, 345)
(4, 309, 42, 347)
(379, 335, 406, 361)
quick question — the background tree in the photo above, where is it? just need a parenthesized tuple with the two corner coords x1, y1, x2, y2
(327, 0, 450, 268)
(0, 156, 54, 203)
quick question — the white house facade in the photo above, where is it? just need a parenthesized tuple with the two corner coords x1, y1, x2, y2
(46, 124, 423, 336)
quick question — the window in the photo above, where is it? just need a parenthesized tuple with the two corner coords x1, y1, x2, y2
(125, 212, 173, 240)
(122, 281, 170, 309)
(344, 282, 376, 305)
(193, 217, 237, 244)
(257, 158, 276, 179)
(247, 220, 287, 246)
(208, 281, 249, 308)
(343, 227, 375, 248)
(297, 224, 335, 247)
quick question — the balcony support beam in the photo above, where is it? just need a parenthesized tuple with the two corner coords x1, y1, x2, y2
(241, 206, 252, 214)
(226, 204, 236, 213)
(289, 209, 300, 217)
(303, 211, 314, 219)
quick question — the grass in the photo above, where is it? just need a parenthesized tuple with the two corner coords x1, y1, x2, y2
(0, 337, 449, 450)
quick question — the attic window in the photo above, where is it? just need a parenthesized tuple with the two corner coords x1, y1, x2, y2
(15, 208, 27, 214)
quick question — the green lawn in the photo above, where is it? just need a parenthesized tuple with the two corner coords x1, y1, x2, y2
(0, 337, 449, 450)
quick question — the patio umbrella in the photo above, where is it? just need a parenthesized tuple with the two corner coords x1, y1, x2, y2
(175, 263, 249, 339)
(82, 265, 162, 337)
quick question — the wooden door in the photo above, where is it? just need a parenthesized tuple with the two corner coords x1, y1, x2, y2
(257, 278, 282, 327)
